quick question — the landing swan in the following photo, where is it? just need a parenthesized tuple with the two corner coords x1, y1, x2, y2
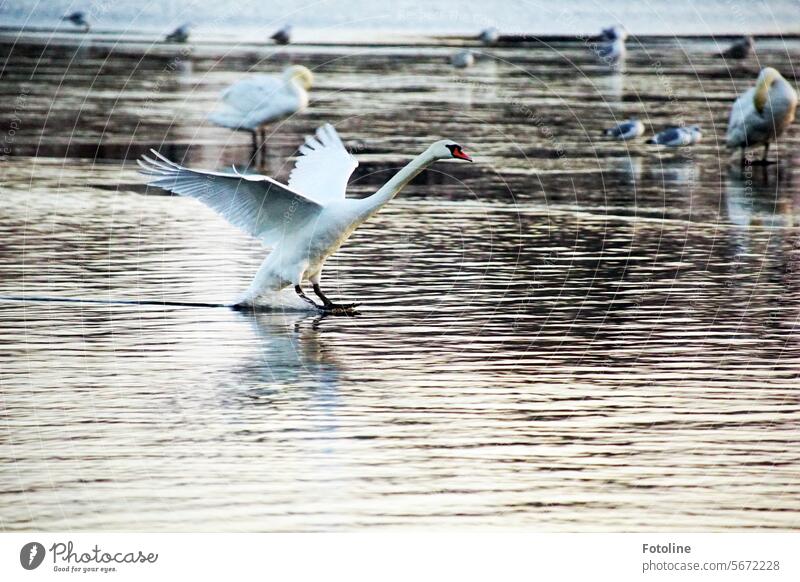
(138, 124, 473, 312)
(208, 65, 313, 156)
(726, 67, 797, 164)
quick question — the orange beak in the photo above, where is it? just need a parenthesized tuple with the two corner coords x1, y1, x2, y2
(453, 149, 473, 162)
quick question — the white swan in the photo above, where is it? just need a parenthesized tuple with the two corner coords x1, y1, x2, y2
(138, 124, 473, 312)
(726, 67, 798, 164)
(208, 65, 313, 155)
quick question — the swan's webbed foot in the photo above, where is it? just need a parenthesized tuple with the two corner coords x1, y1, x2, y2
(312, 283, 359, 315)
(322, 302, 360, 315)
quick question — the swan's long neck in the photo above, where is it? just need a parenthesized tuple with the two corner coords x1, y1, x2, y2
(356, 148, 437, 219)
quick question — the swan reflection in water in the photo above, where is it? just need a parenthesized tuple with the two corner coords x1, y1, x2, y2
(232, 311, 342, 401)
(724, 165, 798, 282)
(724, 165, 794, 229)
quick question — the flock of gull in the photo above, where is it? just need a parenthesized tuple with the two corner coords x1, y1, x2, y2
(60, 13, 799, 312)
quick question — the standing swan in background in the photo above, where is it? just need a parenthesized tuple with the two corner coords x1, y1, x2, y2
(208, 65, 313, 162)
(726, 67, 798, 165)
(138, 124, 473, 312)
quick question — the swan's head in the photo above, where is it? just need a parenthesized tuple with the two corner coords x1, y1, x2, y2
(754, 67, 783, 112)
(756, 67, 782, 88)
(285, 65, 314, 90)
(429, 140, 473, 162)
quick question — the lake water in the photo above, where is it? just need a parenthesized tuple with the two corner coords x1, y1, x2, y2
(1, 28, 799, 531)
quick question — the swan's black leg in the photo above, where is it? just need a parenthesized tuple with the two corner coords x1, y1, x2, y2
(313, 284, 358, 311)
(295, 285, 321, 309)
(752, 143, 775, 166)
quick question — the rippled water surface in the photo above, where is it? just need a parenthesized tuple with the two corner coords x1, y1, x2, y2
(1, 30, 800, 531)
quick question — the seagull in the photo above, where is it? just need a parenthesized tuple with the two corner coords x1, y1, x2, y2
(719, 36, 754, 60)
(451, 50, 475, 69)
(138, 124, 474, 312)
(478, 27, 499, 45)
(647, 125, 702, 146)
(271, 25, 292, 45)
(603, 118, 644, 140)
(165, 24, 190, 43)
(62, 11, 90, 32)
(595, 26, 627, 65)
(208, 65, 313, 160)
(726, 67, 798, 165)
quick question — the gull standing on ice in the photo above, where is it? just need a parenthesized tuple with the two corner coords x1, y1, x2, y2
(62, 11, 90, 32)
(647, 125, 702, 147)
(719, 36, 754, 60)
(603, 119, 644, 141)
(451, 50, 475, 69)
(166, 24, 190, 43)
(595, 26, 627, 65)
(271, 25, 292, 45)
(138, 124, 474, 312)
(478, 27, 499, 45)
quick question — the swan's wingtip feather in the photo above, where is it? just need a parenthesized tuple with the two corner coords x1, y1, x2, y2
(149, 149, 182, 169)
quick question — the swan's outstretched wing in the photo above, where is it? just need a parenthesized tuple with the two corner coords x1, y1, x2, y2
(138, 150, 323, 245)
(288, 123, 358, 205)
